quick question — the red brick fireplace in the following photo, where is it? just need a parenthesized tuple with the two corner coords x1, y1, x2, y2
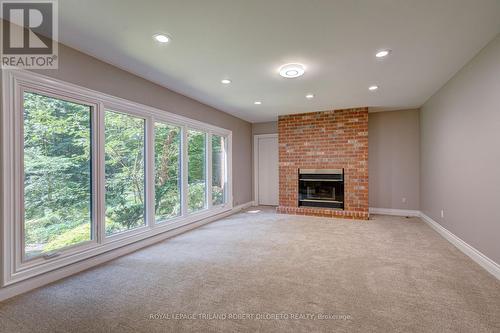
(277, 108, 369, 219)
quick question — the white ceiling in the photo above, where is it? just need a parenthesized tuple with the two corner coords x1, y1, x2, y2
(57, 0, 500, 122)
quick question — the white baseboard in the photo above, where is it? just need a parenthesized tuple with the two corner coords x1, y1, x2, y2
(420, 212, 500, 280)
(369, 207, 420, 217)
(234, 201, 255, 210)
(371, 207, 499, 280)
(0, 201, 253, 302)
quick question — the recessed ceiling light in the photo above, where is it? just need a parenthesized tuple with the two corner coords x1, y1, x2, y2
(375, 49, 391, 58)
(254, 101, 262, 105)
(369, 85, 379, 91)
(221, 79, 231, 84)
(279, 63, 306, 78)
(305, 94, 315, 99)
(153, 33, 171, 43)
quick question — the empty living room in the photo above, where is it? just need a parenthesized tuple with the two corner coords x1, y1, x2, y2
(1, 1, 499, 332)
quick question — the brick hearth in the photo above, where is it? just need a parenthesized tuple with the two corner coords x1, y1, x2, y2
(277, 108, 369, 219)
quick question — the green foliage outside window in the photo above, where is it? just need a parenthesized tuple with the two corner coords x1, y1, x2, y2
(212, 135, 225, 205)
(23, 92, 92, 257)
(188, 130, 207, 212)
(104, 111, 145, 235)
(154, 122, 181, 222)
(23, 94, 225, 257)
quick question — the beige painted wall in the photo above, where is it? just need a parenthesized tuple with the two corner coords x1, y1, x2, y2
(252, 121, 278, 135)
(369, 110, 420, 210)
(420, 34, 500, 264)
(24, 44, 253, 206)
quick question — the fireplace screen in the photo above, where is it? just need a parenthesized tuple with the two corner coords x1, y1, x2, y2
(298, 169, 344, 209)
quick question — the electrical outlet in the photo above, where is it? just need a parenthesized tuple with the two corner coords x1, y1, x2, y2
(441, 210, 444, 219)
(402, 197, 407, 204)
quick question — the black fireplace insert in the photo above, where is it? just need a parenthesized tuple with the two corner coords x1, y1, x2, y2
(298, 169, 344, 209)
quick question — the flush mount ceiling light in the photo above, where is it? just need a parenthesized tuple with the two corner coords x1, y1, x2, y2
(221, 79, 231, 84)
(254, 101, 262, 105)
(153, 33, 171, 43)
(375, 49, 391, 58)
(279, 63, 306, 78)
(369, 85, 379, 91)
(305, 94, 315, 99)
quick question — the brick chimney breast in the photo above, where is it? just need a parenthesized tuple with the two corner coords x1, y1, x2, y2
(277, 108, 369, 220)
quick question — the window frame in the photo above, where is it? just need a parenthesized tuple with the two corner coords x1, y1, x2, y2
(103, 108, 149, 241)
(211, 134, 228, 208)
(1, 69, 233, 286)
(17, 85, 100, 269)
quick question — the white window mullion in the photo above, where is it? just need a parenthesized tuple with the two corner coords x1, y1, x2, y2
(181, 126, 188, 216)
(222, 135, 228, 206)
(13, 85, 24, 274)
(207, 133, 213, 209)
(96, 102, 106, 244)
(145, 117, 155, 228)
(226, 133, 233, 208)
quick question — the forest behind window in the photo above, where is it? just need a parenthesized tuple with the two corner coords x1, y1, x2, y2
(22, 91, 227, 258)
(188, 129, 207, 213)
(212, 135, 226, 205)
(23, 92, 92, 258)
(154, 122, 181, 222)
(104, 111, 146, 236)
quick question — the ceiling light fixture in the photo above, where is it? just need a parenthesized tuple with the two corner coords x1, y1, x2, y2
(221, 79, 231, 84)
(279, 63, 306, 78)
(375, 49, 391, 58)
(254, 101, 262, 105)
(369, 85, 379, 91)
(153, 33, 171, 43)
(305, 94, 315, 99)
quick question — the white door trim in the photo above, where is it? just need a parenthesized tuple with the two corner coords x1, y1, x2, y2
(253, 134, 278, 205)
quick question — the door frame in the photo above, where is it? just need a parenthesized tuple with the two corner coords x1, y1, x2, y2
(253, 133, 279, 205)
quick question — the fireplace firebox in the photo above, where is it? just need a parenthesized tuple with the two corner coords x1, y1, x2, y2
(298, 169, 344, 209)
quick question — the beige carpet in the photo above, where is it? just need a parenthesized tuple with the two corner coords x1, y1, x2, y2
(1, 207, 499, 333)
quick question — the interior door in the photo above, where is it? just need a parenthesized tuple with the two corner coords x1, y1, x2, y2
(257, 136, 279, 205)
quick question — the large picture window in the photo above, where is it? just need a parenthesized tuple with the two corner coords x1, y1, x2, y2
(2, 70, 232, 285)
(104, 111, 146, 236)
(154, 122, 181, 222)
(23, 92, 93, 258)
